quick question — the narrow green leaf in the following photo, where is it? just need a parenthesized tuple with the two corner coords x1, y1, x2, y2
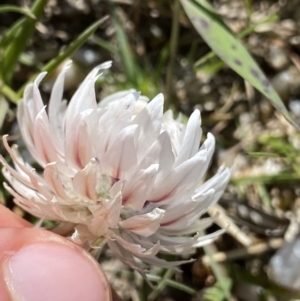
(247, 152, 280, 158)
(41, 16, 108, 74)
(232, 173, 300, 185)
(0, 5, 36, 19)
(154, 46, 169, 83)
(90, 35, 117, 54)
(0, 79, 19, 103)
(0, 18, 25, 49)
(0, 0, 48, 82)
(180, 0, 299, 129)
(110, 2, 138, 84)
(148, 269, 175, 301)
(0, 96, 9, 129)
(256, 183, 272, 208)
(203, 241, 232, 301)
(146, 274, 196, 295)
(204, 280, 232, 301)
(17, 16, 109, 97)
(165, 0, 180, 109)
(194, 14, 278, 73)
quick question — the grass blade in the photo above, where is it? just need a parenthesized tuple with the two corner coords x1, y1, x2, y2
(194, 14, 278, 73)
(0, 0, 48, 82)
(110, 2, 138, 85)
(165, 0, 180, 109)
(203, 243, 233, 301)
(0, 18, 25, 49)
(0, 79, 19, 103)
(180, 0, 299, 129)
(148, 269, 175, 300)
(232, 173, 300, 185)
(41, 16, 109, 74)
(17, 16, 109, 97)
(0, 96, 9, 130)
(0, 5, 36, 19)
(90, 35, 117, 54)
(146, 273, 196, 295)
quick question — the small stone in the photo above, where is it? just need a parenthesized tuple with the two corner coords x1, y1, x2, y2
(289, 99, 300, 117)
(271, 67, 300, 102)
(267, 44, 289, 70)
(269, 237, 300, 290)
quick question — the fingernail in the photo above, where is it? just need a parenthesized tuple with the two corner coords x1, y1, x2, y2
(4, 242, 111, 301)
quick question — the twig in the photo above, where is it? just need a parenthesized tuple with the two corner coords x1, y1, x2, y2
(290, 53, 300, 72)
(202, 238, 283, 265)
(208, 204, 253, 247)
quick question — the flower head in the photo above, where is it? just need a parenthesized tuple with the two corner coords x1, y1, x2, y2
(1, 61, 231, 272)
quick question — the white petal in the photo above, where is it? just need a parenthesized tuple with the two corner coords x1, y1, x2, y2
(112, 233, 160, 258)
(120, 208, 165, 237)
(148, 149, 208, 204)
(162, 110, 185, 156)
(132, 93, 164, 161)
(43, 163, 68, 199)
(194, 166, 231, 199)
(3, 182, 52, 219)
(101, 125, 138, 179)
(161, 216, 216, 235)
(48, 61, 71, 149)
(175, 109, 202, 166)
(192, 229, 225, 248)
(17, 100, 34, 151)
(33, 106, 59, 165)
(2, 137, 52, 199)
(106, 240, 147, 275)
(161, 189, 215, 227)
(32, 72, 47, 114)
(72, 161, 97, 201)
(95, 92, 138, 157)
(122, 164, 158, 210)
(1, 158, 34, 189)
(138, 131, 175, 177)
(88, 192, 122, 237)
(65, 111, 94, 169)
(64, 62, 111, 131)
(99, 89, 136, 107)
(141, 255, 194, 269)
(199, 132, 215, 163)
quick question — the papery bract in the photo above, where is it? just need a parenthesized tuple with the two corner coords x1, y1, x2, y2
(1, 61, 231, 273)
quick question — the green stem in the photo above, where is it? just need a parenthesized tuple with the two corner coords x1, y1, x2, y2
(243, 0, 252, 21)
(148, 269, 175, 300)
(146, 274, 196, 295)
(203, 243, 232, 300)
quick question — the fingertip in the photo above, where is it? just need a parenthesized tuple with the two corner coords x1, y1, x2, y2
(0, 205, 31, 228)
(0, 228, 112, 301)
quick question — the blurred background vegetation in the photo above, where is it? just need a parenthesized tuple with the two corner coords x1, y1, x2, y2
(1, 0, 300, 300)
